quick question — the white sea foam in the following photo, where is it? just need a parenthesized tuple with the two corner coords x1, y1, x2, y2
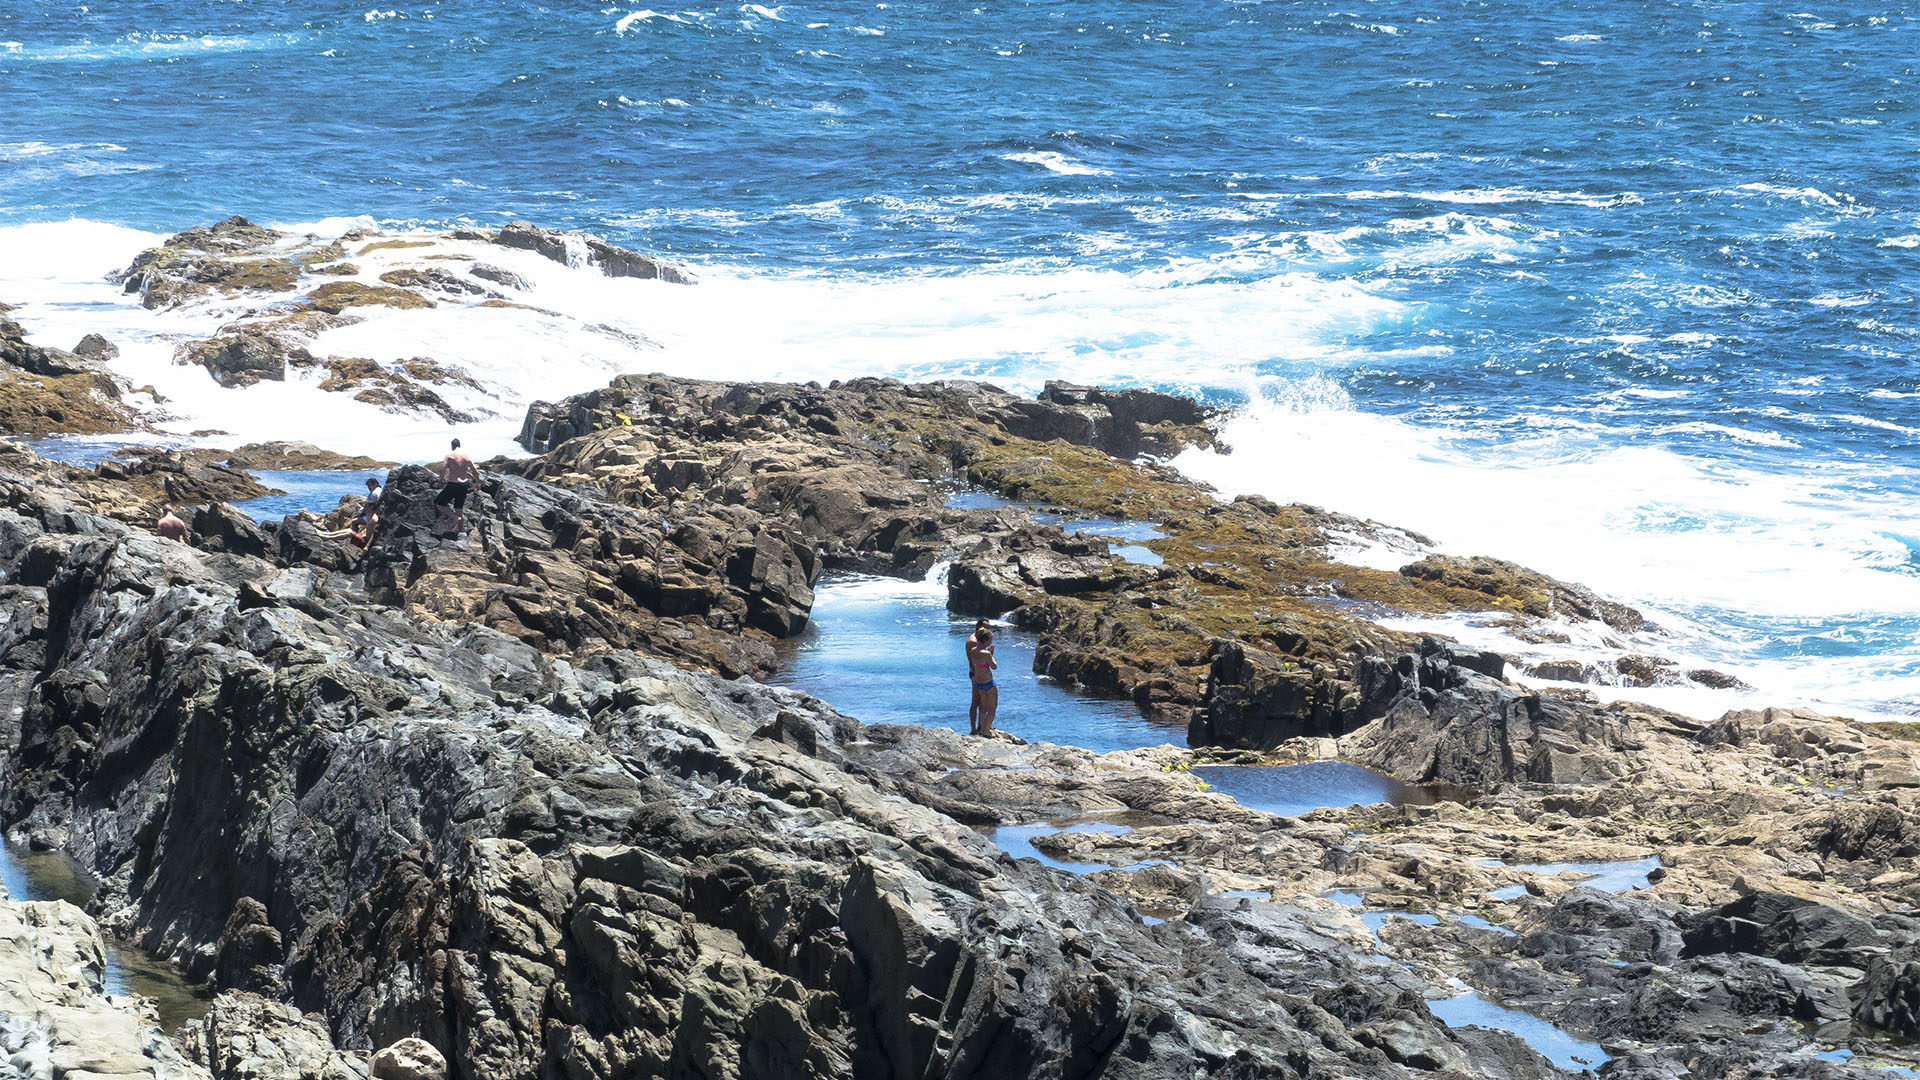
(616, 9, 691, 32)
(1001, 151, 1111, 177)
(4, 216, 1916, 716)
(1729, 182, 1853, 209)
(0, 217, 1414, 460)
(1172, 381, 1920, 716)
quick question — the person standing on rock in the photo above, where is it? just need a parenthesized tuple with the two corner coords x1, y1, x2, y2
(434, 438, 476, 535)
(969, 627, 999, 737)
(966, 618, 992, 733)
(155, 505, 190, 543)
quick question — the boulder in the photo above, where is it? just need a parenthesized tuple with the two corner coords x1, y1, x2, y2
(370, 1038, 446, 1080)
(179, 331, 309, 388)
(180, 991, 369, 1080)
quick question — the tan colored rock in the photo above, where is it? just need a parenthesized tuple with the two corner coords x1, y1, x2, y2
(370, 1038, 445, 1080)
(0, 898, 210, 1079)
(177, 992, 368, 1080)
(304, 282, 436, 314)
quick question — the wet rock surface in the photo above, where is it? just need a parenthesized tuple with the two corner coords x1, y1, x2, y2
(494, 220, 697, 284)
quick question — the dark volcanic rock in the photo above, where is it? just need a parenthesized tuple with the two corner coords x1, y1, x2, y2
(0, 442, 1554, 1080)
(179, 330, 310, 388)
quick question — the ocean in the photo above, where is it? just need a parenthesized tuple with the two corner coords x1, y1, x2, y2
(1, 1, 1916, 719)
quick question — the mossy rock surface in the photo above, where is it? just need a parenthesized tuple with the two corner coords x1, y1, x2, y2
(304, 282, 436, 314)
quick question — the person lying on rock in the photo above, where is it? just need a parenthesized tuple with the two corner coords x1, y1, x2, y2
(966, 618, 991, 733)
(969, 627, 999, 737)
(359, 476, 383, 527)
(155, 505, 190, 543)
(434, 437, 476, 535)
(314, 518, 371, 549)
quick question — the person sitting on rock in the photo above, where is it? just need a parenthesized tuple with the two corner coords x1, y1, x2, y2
(434, 438, 476, 535)
(155, 505, 190, 543)
(966, 618, 991, 734)
(359, 476, 384, 527)
(969, 627, 999, 737)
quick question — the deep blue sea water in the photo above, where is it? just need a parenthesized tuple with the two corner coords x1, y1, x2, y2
(2, 1, 1918, 715)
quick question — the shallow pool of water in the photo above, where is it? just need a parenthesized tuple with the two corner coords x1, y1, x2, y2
(1190, 761, 1471, 818)
(1430, 989, 1610, 1072)
(770, 571, 1188, 752)
(944, 489, 1037, 512)
(23, 433, 153, 467)
(0, 842, 212, 1032)
(1041, 515, 1167, 543)
(234, 468, 380, 521)
(1482, 856, 1662, 897)
(1360, 910, 1440, 934)
(985, 821, 1134, 874)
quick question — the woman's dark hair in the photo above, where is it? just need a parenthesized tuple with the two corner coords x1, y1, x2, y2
(976, 628, 993, 644)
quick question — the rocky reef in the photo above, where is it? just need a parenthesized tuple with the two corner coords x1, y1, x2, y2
(2, 370, 1920, 1079)
(0, 306, 139, 436)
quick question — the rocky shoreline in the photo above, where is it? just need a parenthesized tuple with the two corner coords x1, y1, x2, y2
(2, 223, 1920, 1076)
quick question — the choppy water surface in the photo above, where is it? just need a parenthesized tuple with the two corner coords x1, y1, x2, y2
(1, 1, 1916, 715)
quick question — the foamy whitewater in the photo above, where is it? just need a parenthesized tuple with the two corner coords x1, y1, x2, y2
(2, 1, 1916, 720)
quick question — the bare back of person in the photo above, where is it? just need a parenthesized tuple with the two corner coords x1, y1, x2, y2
(968, 628, 999, 736)
(435, 439, 478, 533)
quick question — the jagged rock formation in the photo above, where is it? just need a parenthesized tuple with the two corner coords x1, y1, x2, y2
(7, 373, 1920, 1076)
(492, 220, 697, 284)
(0, 440, 1574, 1080)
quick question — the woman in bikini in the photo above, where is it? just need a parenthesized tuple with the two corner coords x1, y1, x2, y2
(968, 627, 999, 736)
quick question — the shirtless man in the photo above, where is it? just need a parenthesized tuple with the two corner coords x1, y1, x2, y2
(968, 627, 999, 737)
(965, 618, 991, 733)
(434, 438, 476, 534)
(155, 505, 190, 543)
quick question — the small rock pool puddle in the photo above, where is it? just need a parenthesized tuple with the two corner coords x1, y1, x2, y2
(0, 841, 213, 1032)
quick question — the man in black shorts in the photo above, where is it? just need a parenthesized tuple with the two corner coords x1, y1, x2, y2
(435, 438, 477, 534)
